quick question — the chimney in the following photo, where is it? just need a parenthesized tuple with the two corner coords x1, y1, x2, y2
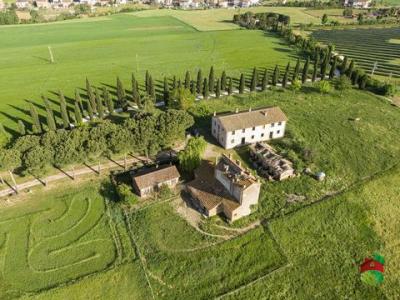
(235, 108, 239, 113)
(249, 107, 252, 112)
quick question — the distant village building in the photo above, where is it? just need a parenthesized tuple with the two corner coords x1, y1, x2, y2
(35, 0, 51, 8)
(0, 0, 5, 10)
(249, 142, 295, 181)
(16, 0, 31, 9)
(132, 165, 180, 197)
(342, 0, 371, 8)
(212, 106, 288, 149)
(186, 154, 260, 222)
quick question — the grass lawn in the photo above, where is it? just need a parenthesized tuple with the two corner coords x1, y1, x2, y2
(128, 203, 286, 299)
(0, 179, 135, 299)
(0, 13, 298, 133)
(224, 164, 400, 299)
(131, 7, 320, 31)
(190, 87, 400, 219)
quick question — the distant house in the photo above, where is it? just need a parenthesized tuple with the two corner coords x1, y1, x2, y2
(35, 0, 50, 8)
(342, 0, 371, 8)
(0, 0, 5, 10)
(132, 165, 180, 197)
(187, 154, 260, 222)
(249, 142, 295, 181)
(16, 0, 31, 9)
(60, 0, 74, 8)
(211, 106, 288, 149)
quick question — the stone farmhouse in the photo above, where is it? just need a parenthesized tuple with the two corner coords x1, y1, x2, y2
(212, 106, 287, 149)
(186, 154, 260, 222)
(249, 142, 295, 181)
(131, 164, 180, 197)
(342, 0, 371, 8)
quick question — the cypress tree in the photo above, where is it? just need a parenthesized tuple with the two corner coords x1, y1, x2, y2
(329, 56, 337, 79)
(74, 101, 83, 126)
(116, 76, 126, 109)
(341, 56, 348, 74)
(250, 67, 258, 92)
(312, 54, 320, 82)
(215, 79, 221, 98)
(292, 58, 300, 81)
(184, 71, 191, 89)
(46, 107, 56, 132)
(272, 65, 280, 86)
(359, 74, 367, 90)
(282, 63, 290, 88)
(29, 103, 42, 134)
(149, 76, 155, 100)
(351, 70, 359, 85)
(239, 73, 245, 94)
(228, 78, 233, 95)
(145, 70, 150, 93)
(86, 78, 95, 111)
(163, 77, 169, 105)
(59, 91, 70, 129)
(320, 57, 328, 80)
(190, 80, 196, 95)
(75, 89, 83, 113)
(203, 78, 209, 99)
(196, 69, 203, 95)
(18, 120, 26, 136)
(261, 69, 268, 91)
(209, 66, 215, 92)
(302, 57, 310, 83)
(132, 77, 140, 107)
(221, 71, 227, 91)
(347, 60, 355, 76)
(95, 88, 104, 119)
(103, 87, 113, 114)
(87, 102, 94, 120)
(177, 79, 182, 89)
(172, 76, 177, 90)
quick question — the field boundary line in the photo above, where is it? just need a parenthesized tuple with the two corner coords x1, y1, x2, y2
(123, 210, 156, 300)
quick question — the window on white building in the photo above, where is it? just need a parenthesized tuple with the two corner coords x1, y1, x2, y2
(242, 129, 245, 133)
(231, 139, 235, 144)
(278, 122, 282, 126)
(261, 133, 264, 137)
(232, 130, 235, 135)
(251, 135, 254, 139)
(252, 127, 255, 131)
(277, 130, 280, 134)
(263, 125, 265, 129)
(271, 123, 275, 127)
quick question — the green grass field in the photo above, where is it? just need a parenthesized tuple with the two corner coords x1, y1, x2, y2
(0, 13, 298, 133)
(312, 27, 400, 78)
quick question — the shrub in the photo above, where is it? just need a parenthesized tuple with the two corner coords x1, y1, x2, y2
(158, 184, 173, 199)
(315, 80, 332, 94)
(117, 184, 138, 204)
(334, 75, 352, 91)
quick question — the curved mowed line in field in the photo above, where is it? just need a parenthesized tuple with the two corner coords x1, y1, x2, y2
(0, 192, 118, 293)
(312, 27, 400, 78)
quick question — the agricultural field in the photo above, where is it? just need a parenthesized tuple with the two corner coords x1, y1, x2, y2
(131, 7, 320, 30)
(312, 27, 400, 78)
(0, 12, 298, 133)
(304, 8, 363, 24)
(224, 164, 400, 299)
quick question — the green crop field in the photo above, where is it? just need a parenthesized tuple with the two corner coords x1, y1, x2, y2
(0, 13, 298, 133)
(312, 27, 400, 78)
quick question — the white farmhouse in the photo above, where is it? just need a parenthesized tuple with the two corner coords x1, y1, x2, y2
(342, 0, 371, 8)
(16, 0, 31, 9)
(0, 0, 5, 10)
(211, 106, 287, 149)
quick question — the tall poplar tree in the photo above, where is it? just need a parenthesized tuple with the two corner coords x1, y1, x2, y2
(86, 78, 96, 113)
(132, 76, 140, 107)
(239, 73, 245, 94)
(302, 57, 310, 83)
(312, 54, 320, 82)
(184, 71, 191, 89)
(228, 78, 233, 95)
(74, 101, 83, 126)
(221, 71, 227, 91)
(292, 58, 300, 82)
(250, 67, 258, 92)
(320, 57, 328, 80)
(18, 120, 26, 136)
(145, 70, 150, 93)
(282, 63, 290, 88)
(103, 87, 113, 114)
(215, 79, 221, 98)
(117, 76, 126, 109)
(341, 56, 348, 74)
(75, 89, 83, 112)
(163, 77, 169, 105)
(203, 78, 209, 100)
(29, 103, 42, 134)
(149, 75, 155, 100)
(209, 66, 215, 92)
(59, 91, 70, 129)
(329, 56, 337, 79)
(272, 65, 280, 86)
(95, 88, 104, 119)
(196, 69, 203, 95)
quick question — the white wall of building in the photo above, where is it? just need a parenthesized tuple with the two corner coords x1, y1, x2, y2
(212, 117, 286, 149)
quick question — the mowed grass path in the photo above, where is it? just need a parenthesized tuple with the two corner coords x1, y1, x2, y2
(0, 13, 297, 132)
(0, 181, 121, 299)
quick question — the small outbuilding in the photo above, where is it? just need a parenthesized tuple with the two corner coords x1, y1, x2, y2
(131, 165, 180, 197)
